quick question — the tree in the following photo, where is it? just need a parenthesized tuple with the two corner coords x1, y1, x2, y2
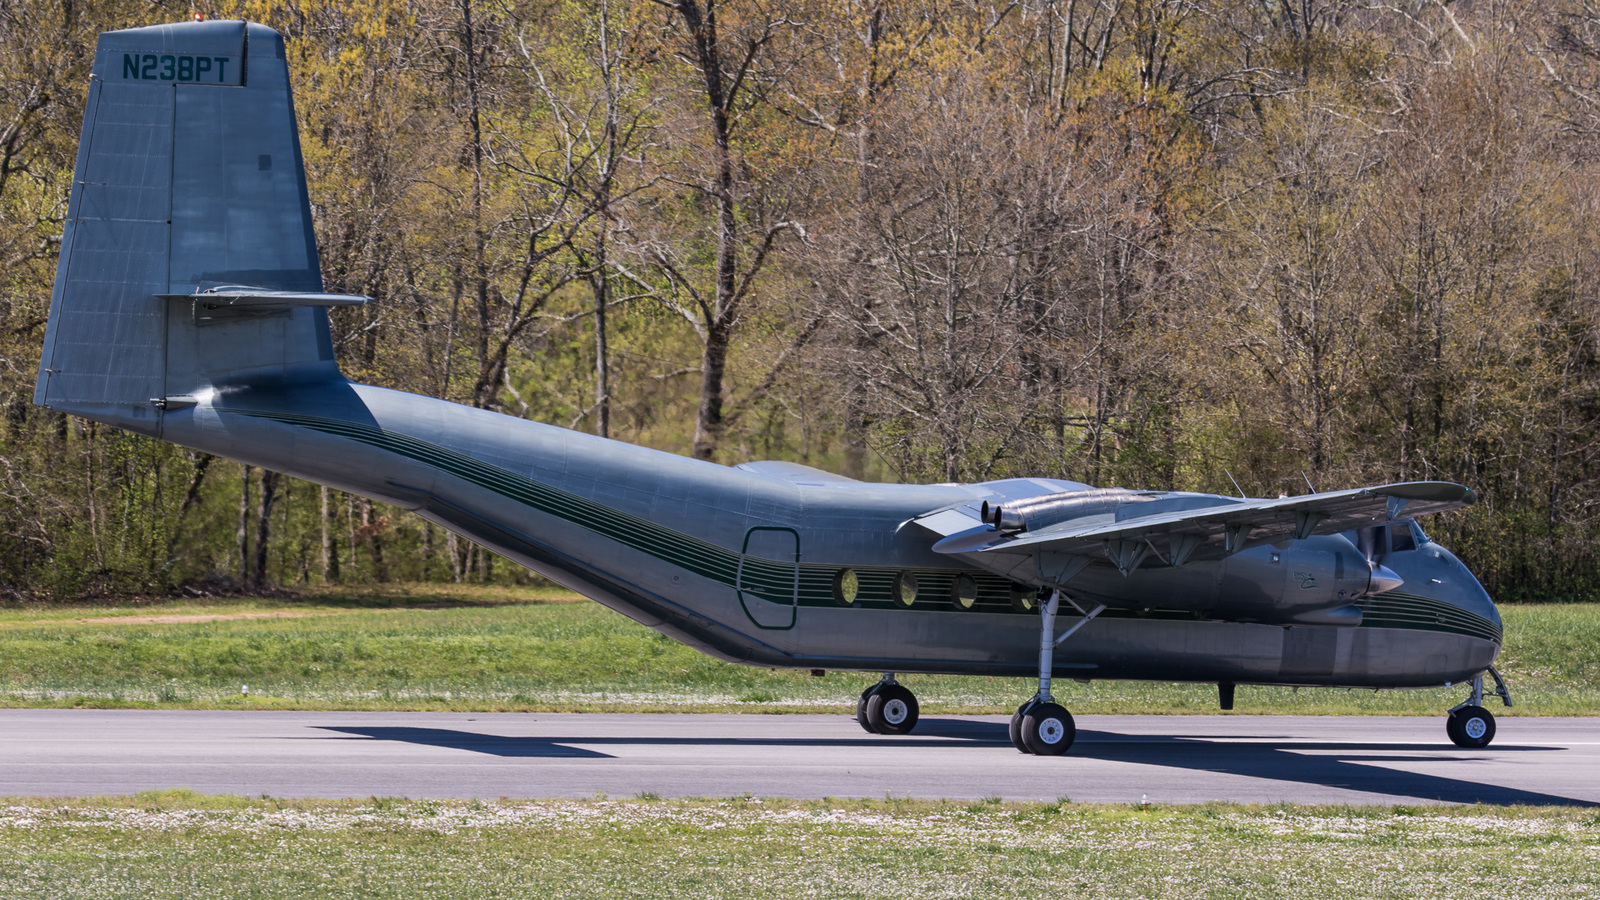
(642, 0, 804, 461)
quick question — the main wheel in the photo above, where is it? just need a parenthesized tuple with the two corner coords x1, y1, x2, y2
(1009, 700, 1036, 754)
(1447, 705, 1496, 749)
(1020, 702, 1075, 756)
(865, 683, 919, 735)
(856, 684, 881, 734)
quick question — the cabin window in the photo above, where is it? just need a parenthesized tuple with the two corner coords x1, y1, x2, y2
(951, 574, 978, 610)
(892, 572, 919, 608)
(833, 569, 859, 606)
(1389, 522, 1416, 554)
(1409, 520, 1430, 546)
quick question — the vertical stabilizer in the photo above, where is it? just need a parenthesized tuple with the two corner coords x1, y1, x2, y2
(34, 20, 341, 435)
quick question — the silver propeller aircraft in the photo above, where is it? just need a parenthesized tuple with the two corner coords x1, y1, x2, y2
(35, 20, 1511, 755)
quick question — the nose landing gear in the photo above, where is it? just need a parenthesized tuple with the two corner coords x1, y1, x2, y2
(1446, 666, 1512, 749)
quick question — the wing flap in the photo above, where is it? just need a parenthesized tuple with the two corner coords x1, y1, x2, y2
(909, 507, 984, 538)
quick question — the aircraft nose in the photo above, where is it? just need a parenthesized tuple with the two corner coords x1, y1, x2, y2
(1433, 546, 1502, 639)
(1462, 568, 1501, 633)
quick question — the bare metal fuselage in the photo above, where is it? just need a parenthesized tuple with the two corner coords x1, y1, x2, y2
(153, 378, 1500, 691)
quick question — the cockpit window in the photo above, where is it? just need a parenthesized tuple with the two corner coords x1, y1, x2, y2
(1389, 521, 1417, 553)
(1409, 519, 1429, 546)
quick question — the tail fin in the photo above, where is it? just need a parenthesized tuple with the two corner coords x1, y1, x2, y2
(34, 20, 355, 435)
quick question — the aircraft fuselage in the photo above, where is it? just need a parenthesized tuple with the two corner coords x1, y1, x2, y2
(148, 376, 1500, 691)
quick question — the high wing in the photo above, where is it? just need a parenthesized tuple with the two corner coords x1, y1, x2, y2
(925, 481, 1476, 570)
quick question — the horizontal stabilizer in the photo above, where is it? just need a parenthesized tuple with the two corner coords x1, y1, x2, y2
(932, 481, 1476, 563)
(159, 287, 371, 309)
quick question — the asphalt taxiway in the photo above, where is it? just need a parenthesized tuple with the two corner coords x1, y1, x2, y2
(0, 710, 1592, 805)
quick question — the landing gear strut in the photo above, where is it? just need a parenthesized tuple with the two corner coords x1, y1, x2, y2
(1011, 589, 1104, 756)
(1446, 666, 1512, 749)
(857, 674, 919, 735)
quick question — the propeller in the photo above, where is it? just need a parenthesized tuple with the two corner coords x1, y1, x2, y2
(1367, 563, 1404, 595)
(1356, 525, 1404, 595)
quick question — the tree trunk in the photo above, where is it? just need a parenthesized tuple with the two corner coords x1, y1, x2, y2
(360, 496, 389, 582)
(237, 465, 252, 584)
(677, 0, 739, 462)
(693, 318, 730, 460)
(165, 453, 213, 561)
(447, 531, 466, 583)
(320, 485, 340, 582)
(592, 226, 612, 439)
(252, 469, 280, 589)
(458, 0, 498, 413)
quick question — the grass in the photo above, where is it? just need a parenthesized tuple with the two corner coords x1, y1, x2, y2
(0, 585, 1594, 715)
(0, 794, 1595, 898)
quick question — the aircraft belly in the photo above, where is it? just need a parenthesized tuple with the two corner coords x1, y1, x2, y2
(774, 609, 1498, 687)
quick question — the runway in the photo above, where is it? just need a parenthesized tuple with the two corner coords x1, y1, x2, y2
(0, 710, 1593, 806)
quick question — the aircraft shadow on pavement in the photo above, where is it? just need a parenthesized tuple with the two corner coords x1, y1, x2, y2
(318, 719, 1592, 807)
(935, 719, 1593, 807)
(1063, 730, 1589, 807)
(321, 726, 612, 758)
(316, 725, 967, 757)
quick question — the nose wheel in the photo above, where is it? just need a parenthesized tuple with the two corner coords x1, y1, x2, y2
(857, 675, 919, 734)
(1446, 667, 1511, 749)
(1446, 705, 1495, 748)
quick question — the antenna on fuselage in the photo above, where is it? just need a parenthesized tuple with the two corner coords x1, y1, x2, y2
(1301, 471, 1317, 494)
(870, 443, 907, 485)
(1224, 470, 1245, 498)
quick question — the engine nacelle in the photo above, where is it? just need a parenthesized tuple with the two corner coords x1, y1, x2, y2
(1214, 537, 1375, 623)
(982, 489, 1154, 533)
(1068, 534, 1380, 625)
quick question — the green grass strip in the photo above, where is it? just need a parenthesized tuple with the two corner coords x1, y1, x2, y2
(0, 587, 1592, 714)
(0, 794, 1595, 899)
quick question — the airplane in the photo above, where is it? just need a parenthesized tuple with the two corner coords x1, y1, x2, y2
(33, 20, 1511, 756)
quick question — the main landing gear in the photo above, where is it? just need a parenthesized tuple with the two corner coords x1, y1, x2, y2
(1446, 666, 1512, 749)
(854, 588, 1102, 755)
(1011, 588, 1104, 756)
(857, 674, 919, 734)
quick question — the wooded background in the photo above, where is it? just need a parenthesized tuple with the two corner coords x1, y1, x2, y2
(3, 0, 1599, 601)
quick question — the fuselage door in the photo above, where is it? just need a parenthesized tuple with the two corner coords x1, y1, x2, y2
(738, 527, 799, 630)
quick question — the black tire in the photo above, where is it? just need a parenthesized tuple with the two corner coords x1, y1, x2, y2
(1447, 705, 1495, 749)
(856, 684, 880, 734)
(865, 683, 919, 735)
(1009, 700, 1036, 754)
(1020, 702, 1076, 756)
